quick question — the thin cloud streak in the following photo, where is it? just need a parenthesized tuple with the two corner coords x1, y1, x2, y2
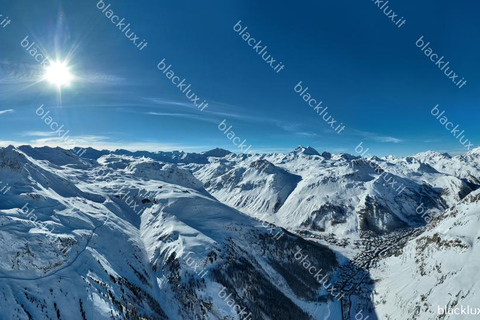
(0, 109, 14, 115)
(146, 111, 220, 124)
(351, 129, 403, 144)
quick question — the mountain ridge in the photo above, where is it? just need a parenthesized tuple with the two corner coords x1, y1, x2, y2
(0, 144, 478, 319)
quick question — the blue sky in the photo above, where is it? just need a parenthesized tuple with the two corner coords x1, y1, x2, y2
(0, 0, 479, 156)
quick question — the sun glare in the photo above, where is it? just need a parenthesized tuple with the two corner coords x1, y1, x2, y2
(44, 61, 73, 87)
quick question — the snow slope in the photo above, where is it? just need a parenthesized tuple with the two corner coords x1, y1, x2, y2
(0, 146, 341, 320)
(371, 189, 480, 320)
(1, 145, 479, 320)
(192, 147, 470, 239)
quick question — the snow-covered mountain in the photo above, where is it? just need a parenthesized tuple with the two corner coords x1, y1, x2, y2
(0, 146, 339, 320)
(371, 188, 480, 320)
(412, 148, 480, 186)
(0, 145, 478, 320)
(191, 147, 471, 238)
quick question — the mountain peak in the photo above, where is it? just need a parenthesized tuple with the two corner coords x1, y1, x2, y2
(412, 150, 452, 160)
(0, 145, 29, 171)
(202, 148, 232, 157)
(292, 145, 320, 156)
(465, 146, 480, 156)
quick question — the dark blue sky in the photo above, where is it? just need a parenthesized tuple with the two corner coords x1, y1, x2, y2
(0, 0, 479, 156)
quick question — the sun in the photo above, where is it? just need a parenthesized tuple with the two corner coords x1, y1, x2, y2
(44, 61, 73, 87)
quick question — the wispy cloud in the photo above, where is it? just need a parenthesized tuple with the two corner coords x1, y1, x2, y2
(21, 131, 54, 137)
(0, 109, 14, 115)
(0, 61, 42, 84)
(143, 97, 252, 120)
(140, 97, 325, 139)
(146, 111, 220, 124)
(375, 136, 402, 143)
(353, 130, 403, 143)
(296, 131, 318, 137)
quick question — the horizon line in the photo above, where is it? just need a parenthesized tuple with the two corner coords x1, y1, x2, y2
(1, 143, 477, 159)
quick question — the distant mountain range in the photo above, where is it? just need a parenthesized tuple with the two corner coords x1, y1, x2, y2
(0, 144, 479, 319)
